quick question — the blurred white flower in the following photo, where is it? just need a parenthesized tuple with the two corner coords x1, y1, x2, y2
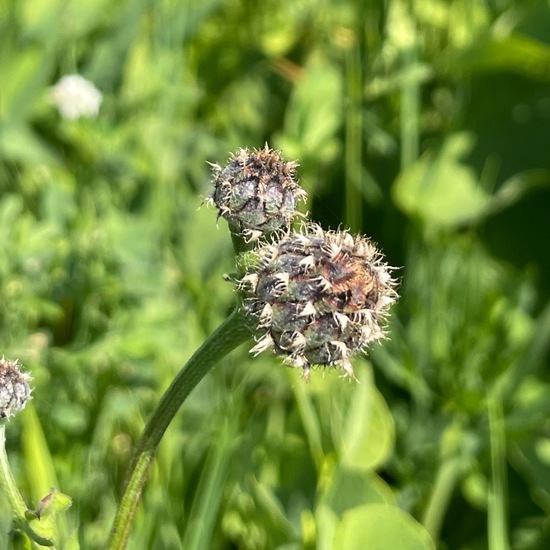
(50, 74, 103, 120)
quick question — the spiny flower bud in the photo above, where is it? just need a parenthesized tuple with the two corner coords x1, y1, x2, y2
(237, 223, 398, 380)
(208, 145, 307, 241)
(0, 358, 32, 420)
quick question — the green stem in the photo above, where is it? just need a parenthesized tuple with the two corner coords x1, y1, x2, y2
(488, 389, 509, 550)
(108, 308, 251, 549)
(422, 419, 466, 542)
(292, 381, 324, 471)
(421, 456, 461, 542)
(0, 424, 53, 548)
(400, 46, 420, 169)
(344, 37, 363, 230)
(0, 424, 27, 522)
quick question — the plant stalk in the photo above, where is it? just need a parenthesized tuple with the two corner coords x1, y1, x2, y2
(488, 389, 509, 550)
(421, 456, 461, 542)
(0, 424, 27, 523)
(0, 424, 53, 547)
(108, 308, 251, 549)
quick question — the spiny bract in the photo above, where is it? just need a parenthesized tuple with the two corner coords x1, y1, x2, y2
(0, 357, 32, 420)
(237, 223, 398, 380)
(208, 145, 307, 241)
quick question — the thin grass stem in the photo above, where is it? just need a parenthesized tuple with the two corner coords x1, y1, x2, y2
(421, 456, 461, 542)
(488, 388, 509, 550)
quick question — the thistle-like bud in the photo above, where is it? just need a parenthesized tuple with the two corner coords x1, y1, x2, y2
(0, 358, 32, 420)
(208, 145, 307, 241)
(238, 223, 398, 379)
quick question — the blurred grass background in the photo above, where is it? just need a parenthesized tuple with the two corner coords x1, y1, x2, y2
(1, 0, 550, 548)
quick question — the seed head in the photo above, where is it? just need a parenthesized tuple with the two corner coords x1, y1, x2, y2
(0, 358, 32, 420)
(208, 145, 307, 241)
(237, 223, 399, 380)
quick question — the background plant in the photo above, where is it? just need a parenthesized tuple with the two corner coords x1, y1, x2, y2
(1, 0, 549, 548)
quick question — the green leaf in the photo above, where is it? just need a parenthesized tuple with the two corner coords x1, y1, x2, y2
(316, 504, 339, 550)
(450, 33, 550, 81)
(392, 132, 490, 227)
(340, 366, 395, 470)
(0, 47, 51, 123)
(0, 123, 56, 165)
(322, 466, 395, 516)
(510, 438, 550, 515)
(21, 403, 70, 545)
(63, 529, 82, 550)
(275, 57, 343, 165)
(332, 504, 435, 550)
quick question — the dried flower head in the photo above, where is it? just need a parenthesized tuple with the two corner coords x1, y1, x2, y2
(237, 223, 398, 379)
(0, 358, 32, 420)
(50, 74, 103, 120)
(208, 145, 307, 241)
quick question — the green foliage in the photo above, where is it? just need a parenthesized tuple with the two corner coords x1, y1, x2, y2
(1, 0, 550, 548)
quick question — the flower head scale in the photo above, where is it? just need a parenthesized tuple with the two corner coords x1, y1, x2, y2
(0, 358, 32, 420)
(237, 223, 399, 380)
(208, 145, 307, 242)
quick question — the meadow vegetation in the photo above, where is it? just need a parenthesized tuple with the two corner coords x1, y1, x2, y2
(1, 0, 550, 548)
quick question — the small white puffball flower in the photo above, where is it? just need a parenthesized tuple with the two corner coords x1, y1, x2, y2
(50, 74, 103, 120)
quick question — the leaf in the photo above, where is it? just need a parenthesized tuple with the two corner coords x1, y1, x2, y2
(485, 169, 550, 217)
(316, 504, 340, 550)
(322, 466, 395, 516)
(392, 132, 490, 227)
(0, 123, 56, 165)
(510, 438, 550, 515)
(332, 504, 435, 550)
(450, 33, 550, 81)
(63, 529, 82, 550)
(0, 47, 51, 123)
(21, 403, 70, 545)
(275, 57, 343, 165)
(340, 366, 395, 470)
